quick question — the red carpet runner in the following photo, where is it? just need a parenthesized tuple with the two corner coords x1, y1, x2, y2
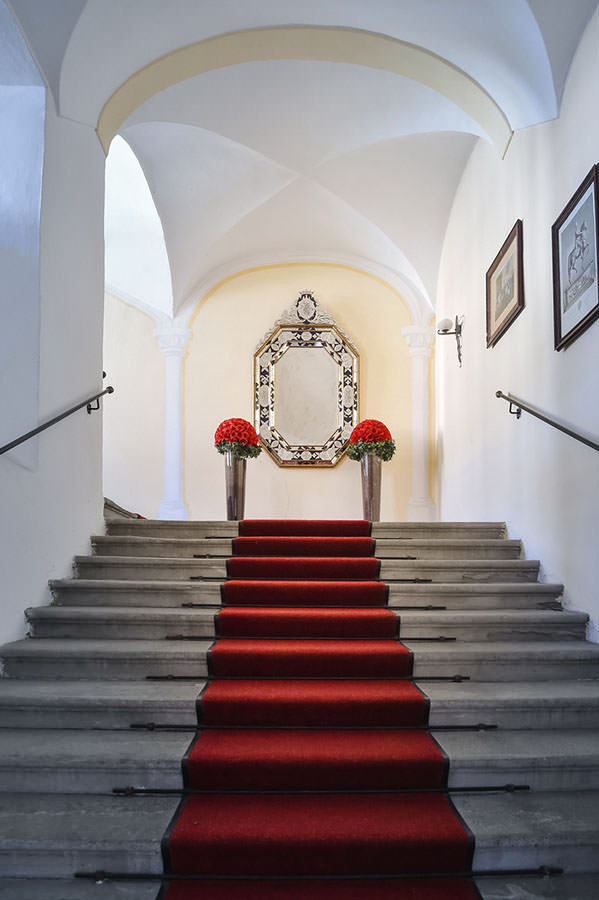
(161, 519, 481, 899)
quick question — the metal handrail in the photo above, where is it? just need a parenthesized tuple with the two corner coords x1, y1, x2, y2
(496, 391, 599, 453)
(0, 386, 114, 456)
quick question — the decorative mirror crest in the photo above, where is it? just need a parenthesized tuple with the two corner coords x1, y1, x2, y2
(254, 292, 359, 467)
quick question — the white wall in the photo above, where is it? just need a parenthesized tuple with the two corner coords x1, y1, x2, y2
(436, 8, 599, 638)
(0, 103, 106, 645)
(0, 85, 44, 470)
(102, 292, 164, 517)
(0, 0, 45, 469)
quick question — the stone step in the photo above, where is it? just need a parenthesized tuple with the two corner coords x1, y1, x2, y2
(0, 879, 160, 899)
(106, 519, 508, 541)
(0, 726, 596, 795)
(92, 535, 523, 561)
(25, 606, 588, 642)
(0, 790, 596, 877)
(406, 640, 599, 681)
(426, 681, 599, 730)
(2, 638, 599, 681)
(0, 874, 596, 900)
(398, 609, 586, 642)
(107, 519, 238, 538)
(0, 638, 213, 680)
(51, 579, 224, 607)
(0, 679, 202, 729)
(26, 606, 222, 640)
(374, 522, 508, 540)
(49, 578, 565, 610)
(1, 678, 599, 732)
(438, 729, 599, 791)
(74, 555, 541, 583)
(0, 729, 192, 793)
(0, 792, 176, 877)
(456, 790, 599, 872)
(477, 873, 599, 899)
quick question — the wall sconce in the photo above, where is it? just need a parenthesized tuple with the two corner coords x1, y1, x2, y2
(437, 315, 464, 366)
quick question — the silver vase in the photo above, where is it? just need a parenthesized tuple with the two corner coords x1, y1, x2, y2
(224, 451, 246, 521)
(360, 452, 382, 522)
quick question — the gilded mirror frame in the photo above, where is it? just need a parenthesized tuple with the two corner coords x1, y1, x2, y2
(254, 292, 359, 467)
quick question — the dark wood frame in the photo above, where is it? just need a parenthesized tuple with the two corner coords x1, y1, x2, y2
(486, 219, 525, 347)
(552, 165, 599, 351)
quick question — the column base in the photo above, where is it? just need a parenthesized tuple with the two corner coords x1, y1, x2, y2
(404, 497, 437, 522)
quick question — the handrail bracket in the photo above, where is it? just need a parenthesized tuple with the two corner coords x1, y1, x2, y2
(0, 382, 115, 456)
(508, 401, 522, 419)
(496, 390, 598, 452)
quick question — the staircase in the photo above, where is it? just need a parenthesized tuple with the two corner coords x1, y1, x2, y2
(0, 515, 598, 898)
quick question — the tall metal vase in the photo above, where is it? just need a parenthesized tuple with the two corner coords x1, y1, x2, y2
(224, 451, 246, 521)
(360, 452, 382, 522)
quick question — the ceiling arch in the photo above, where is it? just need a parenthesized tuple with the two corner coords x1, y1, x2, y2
(176, 254, 432, 328)
(96, 26, 512, 156)
(9, 0, 597, 142)
(51, 0, 591, 134)
(121, 105, 474, 316)
(123, 58, 485, 172)
(104, 45, 479, 322)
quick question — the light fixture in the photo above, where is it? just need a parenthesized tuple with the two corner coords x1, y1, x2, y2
(437, 315, 464, 366)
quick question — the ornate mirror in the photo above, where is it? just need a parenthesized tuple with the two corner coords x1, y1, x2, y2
(254, 292, 359, 466)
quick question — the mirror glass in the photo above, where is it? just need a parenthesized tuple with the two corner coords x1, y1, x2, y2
(254, 294, 359, 467)
(275, 347, 338, 445)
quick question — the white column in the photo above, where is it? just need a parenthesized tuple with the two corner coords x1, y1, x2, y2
(401, 325, 436, 522)
(154, 325, 191, 520)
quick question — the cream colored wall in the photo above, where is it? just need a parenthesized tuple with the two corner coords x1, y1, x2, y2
(102, 292, 164, 517)
(185, 264, 414, 520)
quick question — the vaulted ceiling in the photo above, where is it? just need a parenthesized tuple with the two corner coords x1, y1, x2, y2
(7, 0, 598, 321)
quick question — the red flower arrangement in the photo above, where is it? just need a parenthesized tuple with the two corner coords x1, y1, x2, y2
(347, 419, 396, 461)
(214, 418, 262, 459)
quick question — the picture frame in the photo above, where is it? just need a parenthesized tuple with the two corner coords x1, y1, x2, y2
(486, 219, 524, 348)
(552, 165, 599, 351)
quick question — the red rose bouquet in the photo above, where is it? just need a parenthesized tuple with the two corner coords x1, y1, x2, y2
(347, 419, 396, 461)
(214, 418, 262, 459)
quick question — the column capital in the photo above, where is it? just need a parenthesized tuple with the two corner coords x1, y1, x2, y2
(401, 324, 435, 357)
(154, 326, 191, 356)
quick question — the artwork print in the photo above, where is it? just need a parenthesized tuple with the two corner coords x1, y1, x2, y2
(486, 220, 524, 347)
(552, 166, 599, 350)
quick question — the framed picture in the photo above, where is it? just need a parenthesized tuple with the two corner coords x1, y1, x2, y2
(486, 219, 525, 347)
(552, 165, 599, 351)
